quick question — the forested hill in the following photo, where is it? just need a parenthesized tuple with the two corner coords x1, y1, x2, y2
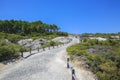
(0, 20, 68, 36)
(0, 20, 68, 62)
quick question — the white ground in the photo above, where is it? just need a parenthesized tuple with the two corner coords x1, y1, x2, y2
(0, 38, 96, 80)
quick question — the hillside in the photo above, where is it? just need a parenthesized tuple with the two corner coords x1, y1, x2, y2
(0, 20, 68, 37)
(67, 33, 120, 80)
(0, 20, 68, 62)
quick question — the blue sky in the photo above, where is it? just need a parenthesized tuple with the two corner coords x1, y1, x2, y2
(0, 0, 120, 34)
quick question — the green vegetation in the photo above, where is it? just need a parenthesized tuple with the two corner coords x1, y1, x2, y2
(82, 33, 120, 39)
(0, 19, 68, 44)
(41, 41, 63, 48)
(0, 32, 28, 43)
(0, 39, 28, 62)
(0, 20, 68, 37)
(0, 40, 27, 61)
(0, 19, 68, 62)
(67, 38, 120, 80)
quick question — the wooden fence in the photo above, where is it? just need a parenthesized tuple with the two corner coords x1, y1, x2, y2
(20, 44, 65, 58)
(67, 58, 78, 80)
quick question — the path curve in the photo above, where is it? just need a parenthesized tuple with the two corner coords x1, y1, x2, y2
(0, 38, 78, 80)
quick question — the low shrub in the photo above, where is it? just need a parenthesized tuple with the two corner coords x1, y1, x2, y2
(0, 43, 21, 61)
(67, 39, 120, 80)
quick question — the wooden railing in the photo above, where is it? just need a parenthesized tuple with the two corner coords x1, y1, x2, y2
(67, 58, 78, 80)
(20, 43, 66, 58)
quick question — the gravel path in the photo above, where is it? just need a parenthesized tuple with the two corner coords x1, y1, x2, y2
(0, 38, 78, 80)
(0, 38, 96, 80)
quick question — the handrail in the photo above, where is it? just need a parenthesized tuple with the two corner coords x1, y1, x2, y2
(20, 44, 65, 58)
(67, 58, 78, 80)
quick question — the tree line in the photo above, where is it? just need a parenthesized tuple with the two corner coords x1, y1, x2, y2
(0, 19, 68, 62)
(0, 20, 67, 36)
(81, 33, 120, 38)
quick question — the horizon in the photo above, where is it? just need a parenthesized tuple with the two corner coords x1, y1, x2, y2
(0, 0, 120, 34)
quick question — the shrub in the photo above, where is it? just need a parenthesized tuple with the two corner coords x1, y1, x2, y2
(67, 38, 120, 80)
(0, 43, 21, 61)
(41, 41, 63, 48)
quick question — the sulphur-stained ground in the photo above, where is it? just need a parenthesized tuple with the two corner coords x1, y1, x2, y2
(0, 38, 96, 80)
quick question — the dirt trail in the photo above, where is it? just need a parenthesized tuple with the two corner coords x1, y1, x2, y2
(0, 38, 96, 80)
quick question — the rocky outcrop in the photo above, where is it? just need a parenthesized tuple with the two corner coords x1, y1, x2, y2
(17, 38, 49, 50)
(89, 37, 107, 41)
(17, 37, 72, 50)
(0, 39, 10, 43)
(52, 37, 72, 43)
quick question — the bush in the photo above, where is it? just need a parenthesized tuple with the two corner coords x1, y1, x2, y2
(49, 41, 56, 46)
(96, 72, 110, 80)
(67, 38, 120, 80)
(7, 34, 25, 43)
(0, 32, 28, 43)
(0, 43, 21, 61)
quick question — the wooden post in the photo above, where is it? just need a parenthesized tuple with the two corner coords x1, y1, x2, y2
(72, 69, 75, 80)
(72, 68, 75, 75)
(67, 58, 69, 68)
(21, 51, 23, 57)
